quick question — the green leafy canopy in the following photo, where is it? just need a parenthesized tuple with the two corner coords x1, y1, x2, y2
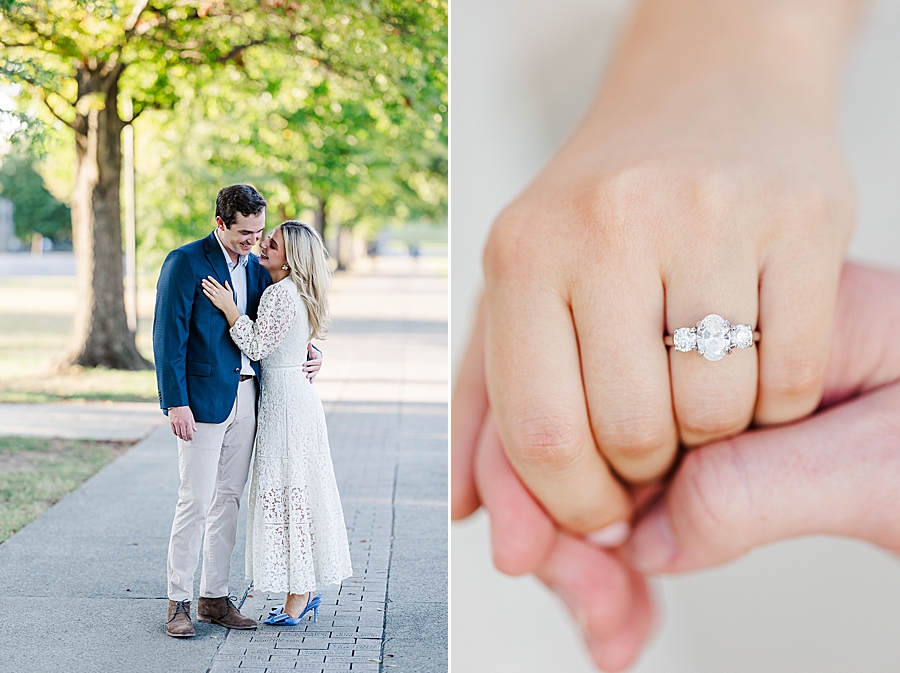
(0, 1, 446, 369)
(0, 153, 71, 241)
(1, 0, 446, 256)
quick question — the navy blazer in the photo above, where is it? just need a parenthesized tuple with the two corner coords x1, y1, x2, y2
(153, 231, 272, 423)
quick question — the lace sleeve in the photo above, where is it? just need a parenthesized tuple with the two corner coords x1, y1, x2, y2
(229, 283, 297, 361)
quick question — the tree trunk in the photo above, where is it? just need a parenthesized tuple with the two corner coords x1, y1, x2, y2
(59, 64, 152, 371)
(313, 196, 326, 239)
(336, 225, 353, 272)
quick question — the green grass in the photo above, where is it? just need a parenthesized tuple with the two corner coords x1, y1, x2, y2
(0, 364, 158, 403)
(0, 277, 157, 403)
(0, 436, 132, 543)
(0, 278, 151, 540)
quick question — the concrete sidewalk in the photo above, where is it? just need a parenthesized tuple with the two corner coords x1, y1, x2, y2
(0, 401, 164, 440)
(0, 255, 448, 673)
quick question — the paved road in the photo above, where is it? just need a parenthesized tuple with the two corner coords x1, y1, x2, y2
(0, 254, 448, 673)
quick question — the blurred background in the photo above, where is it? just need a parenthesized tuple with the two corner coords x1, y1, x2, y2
(0, 0, 446, 544)
(451, 0, 900, 671)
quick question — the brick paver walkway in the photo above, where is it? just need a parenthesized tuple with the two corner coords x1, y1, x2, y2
(208, 255, 448, 673)
(0, 254, 447, 673)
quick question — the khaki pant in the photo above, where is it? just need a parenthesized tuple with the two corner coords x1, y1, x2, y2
(167, 378, 257, 602)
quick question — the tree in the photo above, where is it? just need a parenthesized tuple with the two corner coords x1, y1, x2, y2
(0, 153, 71, 243)
(0, 0, 446, 370)
(249, 2, 448, 241)
(128, 0, 447, 265)
(190, 38, 447, 241)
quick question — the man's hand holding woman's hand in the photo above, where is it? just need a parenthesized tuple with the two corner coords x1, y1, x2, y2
(469, 0, 857, 547)
(454, 0, 868, 668)
(456, 264, 900, 670)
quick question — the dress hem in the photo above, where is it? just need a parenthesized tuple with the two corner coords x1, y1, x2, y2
(247, 570, 353, 595)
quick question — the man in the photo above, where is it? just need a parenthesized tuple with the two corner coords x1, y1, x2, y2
(153, 184, 323, 637)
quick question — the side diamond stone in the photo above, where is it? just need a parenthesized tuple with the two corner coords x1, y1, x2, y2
(673, 328, 696, 352)
(696, 314, 730, 361)
(732, 324, 753, 349)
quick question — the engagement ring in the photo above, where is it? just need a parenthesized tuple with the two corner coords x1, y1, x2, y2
(664, 314, 759, 362)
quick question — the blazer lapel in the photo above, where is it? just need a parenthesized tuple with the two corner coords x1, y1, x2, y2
(203, 230, 233, 291)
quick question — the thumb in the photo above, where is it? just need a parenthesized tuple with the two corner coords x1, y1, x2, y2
(626, 382, 900, 574)
(475, 413, 555, 575)
(451, 295, 488, 520)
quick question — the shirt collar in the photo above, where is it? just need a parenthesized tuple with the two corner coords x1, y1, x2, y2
(214, 229, 249, 270)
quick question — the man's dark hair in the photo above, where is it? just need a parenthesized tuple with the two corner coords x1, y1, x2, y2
(216, 184, 267, 228)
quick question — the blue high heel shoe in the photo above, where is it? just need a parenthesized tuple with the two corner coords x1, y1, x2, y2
(267, 593, 322, 618)
(264, 593, 322, 625)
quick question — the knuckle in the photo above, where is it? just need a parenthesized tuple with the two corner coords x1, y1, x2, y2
(579, 165, 660, 248)
(688, 166, 740, 213)
(607, 160, 730, 214)
(482, 208, 543, 281)
(508, 409, 587, 474)
(781, 179, 843, 226)
(583, 160, 743, 249)
(597, 414, 672, 464)
(764, 173, 854, 247)
(761, 349, 825, 412)
(482, 162, 681, 279)
(677, 400, 752, 446)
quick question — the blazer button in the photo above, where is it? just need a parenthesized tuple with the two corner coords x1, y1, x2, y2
(234, 367, 240, 373)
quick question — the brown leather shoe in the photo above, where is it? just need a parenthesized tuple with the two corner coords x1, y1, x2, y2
(166, 600, 195, 638)
(197, 596, 257, 630)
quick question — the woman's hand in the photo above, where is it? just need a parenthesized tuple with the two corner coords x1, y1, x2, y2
(626, 264, 900, 573)
(479, 0, 858, 542)
(466, 263, 900, 670)
(201, 277, 241, 326)
(303, 344, 323, 383)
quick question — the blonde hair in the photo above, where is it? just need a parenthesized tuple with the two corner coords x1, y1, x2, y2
(279, 221, 331, 340)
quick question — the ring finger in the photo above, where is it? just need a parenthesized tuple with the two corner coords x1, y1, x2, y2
(666, 257, 759, 447)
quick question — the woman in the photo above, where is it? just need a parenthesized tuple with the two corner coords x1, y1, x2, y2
(201, 220, 352, 625)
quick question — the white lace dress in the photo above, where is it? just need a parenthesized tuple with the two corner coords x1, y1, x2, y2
(229, 277, 352, 594)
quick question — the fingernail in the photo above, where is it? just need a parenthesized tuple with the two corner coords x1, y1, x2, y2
(555, 588, 588, 632)
(585, 520, 630, 548)
(627, 505, 675, 573)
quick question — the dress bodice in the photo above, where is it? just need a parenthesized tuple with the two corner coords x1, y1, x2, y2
(229, 278, 310, 368)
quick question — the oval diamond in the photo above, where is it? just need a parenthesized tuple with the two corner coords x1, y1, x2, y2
(696, 314, 730, 361)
